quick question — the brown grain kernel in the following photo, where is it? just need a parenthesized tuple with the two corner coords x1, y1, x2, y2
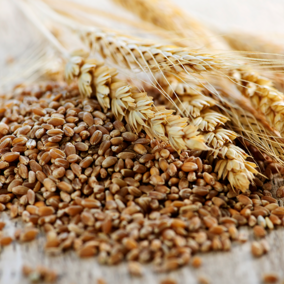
(53, 167, 66, 179)
(181, 162, 198, 172)
(38, 206, 55, 217)
(102, 156, 118, 168)
(198, 276, 210, 284)
(97, 278, 107, 284)
(90, 130, 102, 145)
(122, 132, 138, 142)
(78, 245, 96, 258)
(150, 175, 164, 186)
(128, 261, 143, 276)
(117, 152, 136, 159)
(253, 225, 266, 238)
(65, 205, 83, 216)
(192, 256, 202, 268)
(27, 189, 35, 205)
(82, 112, 94, 126)
(2, 152, 20, 162)
(0, 236, 13, 246)
(64, 142, 76, 156)
(0, 123, 9, 135)
(262, 273, 279, 284)
(22, 265, 33, 277)
(12, 186, 29, 195)
(50, 148, 65, 159)
(212, 197, 225, 207)
(20, 228, 39, 242)
(276, 186, 284, 198)
(43, 178, 56, 192)
(203, 172, 215, 185)
(160, 279, 177, 284)
(193, 186, 210, 196)
(251, 241, 264, 257)
(133, 144, 147, 155)
(0, 222, 5, 230)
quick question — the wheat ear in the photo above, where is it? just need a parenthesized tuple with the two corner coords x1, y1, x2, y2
(226, 106, 284, 164)
(224, 32, 284, 92)
(65, 55, 207, 153)
(231, 69, 284, 136)
(153, 72, 257, 192)
(35, 0, 284, 141)
(78, 29, 233, 75)
(111, 0, 284, 138)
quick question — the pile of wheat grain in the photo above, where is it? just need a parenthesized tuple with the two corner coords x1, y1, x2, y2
(0, 83, 282, 282)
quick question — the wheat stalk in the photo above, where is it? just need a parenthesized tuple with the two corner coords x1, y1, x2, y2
(224, 32, 284, 60)
(112, 0, 284, 139)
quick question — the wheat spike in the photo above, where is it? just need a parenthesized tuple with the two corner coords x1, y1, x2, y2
(112, 0, 284, 139)
(65, 55, 207, 154)
(152, 71, 257, 192)
(231, 69, 284, 136)
(30, 0, 284, 140)
(80, 28, 284, 137)
(225, 32, 284, 91)
(78, 29, 233, 75)
(225, 106, 284, 164)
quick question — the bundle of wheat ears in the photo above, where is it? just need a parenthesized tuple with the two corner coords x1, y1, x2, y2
(2, 2, 284, 198)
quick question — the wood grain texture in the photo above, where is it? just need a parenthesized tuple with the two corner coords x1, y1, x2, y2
(0, 177, 283, 284)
